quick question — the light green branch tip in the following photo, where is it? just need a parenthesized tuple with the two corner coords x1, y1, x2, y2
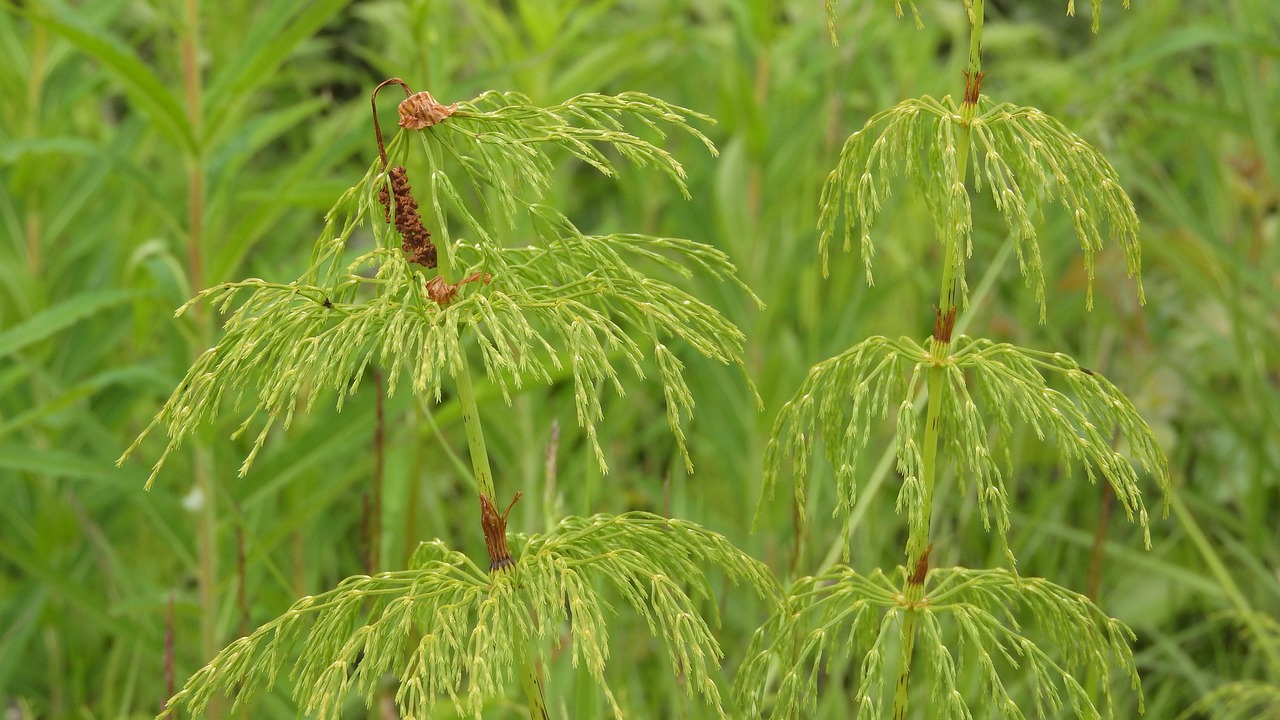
(819, 95, 1143, 322)
(824, 1, 1128, 37)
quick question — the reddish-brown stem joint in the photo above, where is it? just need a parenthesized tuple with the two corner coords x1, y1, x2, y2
(962, 70, 986, 105)
(933, 305, 957, 343)
(909, 544, 933, 586)
(481, 491, 522, 573)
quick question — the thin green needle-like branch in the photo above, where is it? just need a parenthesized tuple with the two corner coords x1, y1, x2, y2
(163, 514, 779, 720)
(818, 93, 1142, 320)
(784, 1, 1155, 718)
(119, 91, 758, 484)
(122, 83, 772, 720)
(736, 565, 1139, 720)
(762, 333, 1169, 551)
(894, 6, 985, 714)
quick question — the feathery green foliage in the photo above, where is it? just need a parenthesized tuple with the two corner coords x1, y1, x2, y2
(166, 513, 778, 719)
(764, 332, 1169, 546)
(736, 565, 1139, 719)
(826, 1, 1132, 34)
(745, 0, 1171, 716)
(818, 95, 1141, 318)
(119, 91, 758, 484)
(114, 78, 774, 717)
(4, 2, 1275, 717)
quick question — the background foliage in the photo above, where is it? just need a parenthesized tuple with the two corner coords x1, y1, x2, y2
(0, 0, 1276, 717)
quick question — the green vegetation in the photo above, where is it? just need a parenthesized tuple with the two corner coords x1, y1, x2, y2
(1, 0, 1277, 718)
(738, 2, 1167, 717)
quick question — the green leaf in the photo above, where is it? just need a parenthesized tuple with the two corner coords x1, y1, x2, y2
(203, 0, 350, 144)
(0, 289, 137, 359)
(0, 447, 137, 484)
(20, 7, 197, 154)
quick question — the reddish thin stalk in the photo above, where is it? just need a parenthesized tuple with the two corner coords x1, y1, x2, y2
(235, 515, 249, 637)
(163, 592, 175, 718)
(1087, 482, 1115, 601)
(371, 78, 412, 169)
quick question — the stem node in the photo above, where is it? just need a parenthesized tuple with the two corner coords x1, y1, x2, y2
(481, 491, 522, 573)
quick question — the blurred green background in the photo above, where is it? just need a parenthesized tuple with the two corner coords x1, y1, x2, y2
(1, 0, 1276, 717)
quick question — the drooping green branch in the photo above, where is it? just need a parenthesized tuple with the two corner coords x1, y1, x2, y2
(438, 91, 716, 218)
(818, 95, 1141, 319)
(163, 513, 779, 720)
(735, 565, 1139, 720)
(120, 91, 757, 483)
(825, 0, 1130, 35)
(760, 333, 1169, 551)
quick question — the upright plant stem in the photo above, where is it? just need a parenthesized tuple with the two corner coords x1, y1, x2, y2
(892, 3, 983, 718)
(452, 355, 496, 499)
(454, 347, 549, 720)
(25, 24, 46, 278)
(517, 634, 551, 720)
(435, 214, 547, 717)
(180, 0, 219, 689)
(435, 232, 495, 501)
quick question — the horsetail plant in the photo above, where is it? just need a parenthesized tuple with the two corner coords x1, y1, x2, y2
(739, 1, 1170, 718)
(120, 79, 778, 718)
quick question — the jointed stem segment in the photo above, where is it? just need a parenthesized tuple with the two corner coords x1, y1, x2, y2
(893, 3, 985, 716)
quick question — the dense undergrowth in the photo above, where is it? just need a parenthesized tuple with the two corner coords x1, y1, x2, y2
(0, 0, 1277, 717)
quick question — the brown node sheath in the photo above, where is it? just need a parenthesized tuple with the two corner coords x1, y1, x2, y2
(962, 70, 986, 105)
(371, 78, 439, 269)
(908, 544, 933, 587)
(480, 491, 522, 572)
(933, 305, 957, 343)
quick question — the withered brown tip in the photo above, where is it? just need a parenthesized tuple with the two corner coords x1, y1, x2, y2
(399, 91, 459, 130)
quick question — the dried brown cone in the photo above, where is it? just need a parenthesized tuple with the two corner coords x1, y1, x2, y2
(377, 165, 437, 268)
